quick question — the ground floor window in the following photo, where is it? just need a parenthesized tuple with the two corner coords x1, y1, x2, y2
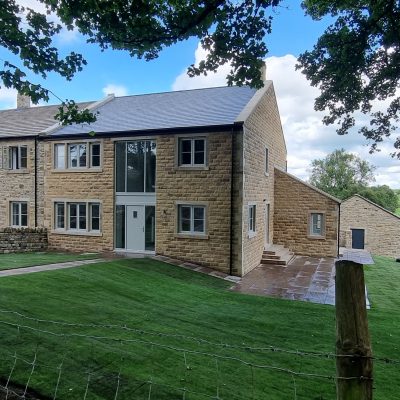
(248, 204, 256, 235)
(54, 201, 101, 233)
(177, 205, 206, 235)
(10, 202, 28, 227)
(309, 212, 325, 237)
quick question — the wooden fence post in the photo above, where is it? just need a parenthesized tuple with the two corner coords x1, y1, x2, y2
(335, 260, 373, 400)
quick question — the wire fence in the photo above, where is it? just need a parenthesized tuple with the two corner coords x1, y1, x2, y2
(0, 308, 397, 400)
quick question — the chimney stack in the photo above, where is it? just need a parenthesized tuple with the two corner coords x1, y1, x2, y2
(17, 93, 31, 109)
(260, 61, 267, 82)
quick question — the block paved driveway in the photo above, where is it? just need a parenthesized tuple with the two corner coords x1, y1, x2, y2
(231, 256, 336, 305)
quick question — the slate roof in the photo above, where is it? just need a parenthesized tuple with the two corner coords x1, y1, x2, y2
(50, 86, 258, 137)
(0, 102, 93, 139)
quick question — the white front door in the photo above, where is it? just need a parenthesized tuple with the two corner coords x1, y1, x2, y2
(126, 205, 145, 251)
(265, 204, 270, 246)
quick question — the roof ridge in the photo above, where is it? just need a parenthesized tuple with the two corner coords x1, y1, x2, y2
(112, 85, 254, 99)
(345, 194, 400, 220)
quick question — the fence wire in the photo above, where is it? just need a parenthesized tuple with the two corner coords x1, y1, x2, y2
(0, 309, 397, 400)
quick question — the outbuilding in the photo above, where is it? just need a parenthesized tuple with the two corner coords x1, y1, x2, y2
(340, 194, 400, 258)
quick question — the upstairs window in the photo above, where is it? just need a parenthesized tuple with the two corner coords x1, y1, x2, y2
(265, 147, 269, 174)
(178, 138, 206, 167)
(9, 146, 27, 170)
(54, 141, 101, 170)
(11, 202, 28, 227)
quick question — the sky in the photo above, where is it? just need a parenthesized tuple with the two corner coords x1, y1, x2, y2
(1, 0, 399, 188)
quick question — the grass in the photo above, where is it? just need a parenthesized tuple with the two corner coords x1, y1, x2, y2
(0, 251, 100, 271)
(0, 256, 397, 399)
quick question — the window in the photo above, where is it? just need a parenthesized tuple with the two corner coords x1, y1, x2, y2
(248, 204, 256, 234)
(90, 143, 101, 167)
(68, 143, 87, 168)
(178, 138, 206, 167)
(54, 144, 65, 169)
(178, 205, 206, 235)
(9, 146, 27, 170)
(310, 213, 325, 237)
(265, 147, 269, 174)
(54, 201, 101, 233)
(10, 202, 28, 227)
(55, 203, 65, 229)
(115, 140, 156, 193)
(54, 141, 101, 169)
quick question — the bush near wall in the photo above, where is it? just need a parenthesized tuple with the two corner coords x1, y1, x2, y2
(0, 227, 48, 254)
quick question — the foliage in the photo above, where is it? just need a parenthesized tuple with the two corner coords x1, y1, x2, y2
(298, 0, 400, 156)
(357, 184, 399, 213)
(0, 0, 281, 124)
(309, 149, 399, 211)
(309, 148, 376, 199)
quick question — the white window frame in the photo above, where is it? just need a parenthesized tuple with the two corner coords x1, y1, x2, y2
(248, 203, 257, 237)
(9, 146, 28, 170)
(10, 201, 28, 227)
(265, 146, 269, 175)
(68, 143, 87, 169)
(178, 137, 207, 167)
(53, 201, 101, 234)
(309, 212, 325, 238)
(53, 141, 102, 170)
(177, 204, 206, 235)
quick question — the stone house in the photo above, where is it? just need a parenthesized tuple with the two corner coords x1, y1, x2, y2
(340, 194, 400, 258)
(0, 83, 340, 276)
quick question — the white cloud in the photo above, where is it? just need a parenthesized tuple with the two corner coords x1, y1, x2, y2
(0, 87, 17, 109)
(17, 0, 81, 44)
(102, 84, 128, 97)
(171, 44, 400, 188)
(172, 45, 230, 91)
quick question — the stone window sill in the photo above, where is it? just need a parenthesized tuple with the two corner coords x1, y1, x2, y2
(248, 231, 257, 239)
(307, 234, 326, 240)
(6, 169, 30, 174)
(51, 168, 103, 173)
(51, 230, 102, 237)
(174, 233, 209, 240)
(174, 166, 209, 171)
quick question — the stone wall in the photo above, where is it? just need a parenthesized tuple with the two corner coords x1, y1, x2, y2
(241, 83, 287, 275)
(0, 227, 47, 253)
(273, 169, 339, 257)
(340, 195, 400, 258)
(43, 138, 114, 253)
(156, 132, 232, 273)
(0, 139, 44, 228)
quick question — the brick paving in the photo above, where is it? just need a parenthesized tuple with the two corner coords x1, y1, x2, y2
(231, 256, 336, 305)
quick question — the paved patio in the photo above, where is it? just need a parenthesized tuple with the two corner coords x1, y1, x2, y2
(231, 256, 336, 305)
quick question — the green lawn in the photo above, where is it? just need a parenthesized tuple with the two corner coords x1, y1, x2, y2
(0, 257, 398, 399)
(0, 251, 100, 271)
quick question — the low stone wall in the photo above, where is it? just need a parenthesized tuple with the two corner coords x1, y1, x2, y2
(0, 227, 48, 253)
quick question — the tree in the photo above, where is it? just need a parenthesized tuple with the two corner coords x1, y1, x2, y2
(0, 0, 280, 124)
(309, 149, 399, 212)
(298, 1, 400, 157)
(309, 149, 376, 199)
(357, 185, 399, 213)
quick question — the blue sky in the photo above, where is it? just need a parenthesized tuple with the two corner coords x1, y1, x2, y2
(1, 0, 399, 187)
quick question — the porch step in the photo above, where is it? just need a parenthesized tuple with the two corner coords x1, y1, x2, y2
(261, 244, 295, 266)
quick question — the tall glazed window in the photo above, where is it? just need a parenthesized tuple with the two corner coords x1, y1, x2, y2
(115, 140, 156, 193)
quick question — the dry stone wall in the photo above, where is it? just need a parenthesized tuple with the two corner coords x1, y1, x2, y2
(0, 227, 47, 253)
